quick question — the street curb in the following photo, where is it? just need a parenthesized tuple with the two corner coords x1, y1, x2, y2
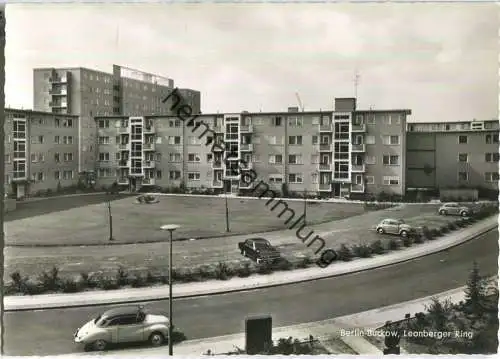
(16, 192, 109, 203)
(4, 219, 497, 312)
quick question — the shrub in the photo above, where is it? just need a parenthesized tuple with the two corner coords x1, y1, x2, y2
(97, 277, 120, 290)
(145, 270, 156, 284)
(370, 240, 385, 254)
(388, 238, 401, 250)
(10, 271, 27, 293)
(22, 280, 44, 295)
(257, 262, 273, 275)
(79, 271, 96, 288)
(402, 236, 413, 247)
(61, 278, 80, 293)
(440, 225, 450, 234)
(413, 233, 425, 244)
(215, 262, 233, 280)
(352, 243, 372, 258)
(273, 259, 293, 271)
(337, 244, 353, 261)
(236, 262, 252, 278)
(130, 275, 148, 288)
(38, 266, 61, 292)
(115, 267, 129, 286)
(448, 222, 458, 231)
(430, 228, 441, 238)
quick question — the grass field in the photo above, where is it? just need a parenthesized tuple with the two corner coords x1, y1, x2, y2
(5, 195, 369, 246)
(4, 204, 455, 282)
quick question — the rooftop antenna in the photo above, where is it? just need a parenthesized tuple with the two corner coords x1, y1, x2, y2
(354, 70, 360, 100)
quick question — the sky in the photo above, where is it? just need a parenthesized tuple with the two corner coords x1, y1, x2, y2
(5, 2, 499, 122)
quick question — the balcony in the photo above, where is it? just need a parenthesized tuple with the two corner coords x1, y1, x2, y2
(352, 124, 366, 132)
(143, 160, 156, 168)
(142, 178, 156, 186)
(212, 161, 223, 169)
(143, 143, 155, 151)
(49, 89, 67, 96)
(319, 124, 333, 132)
(319, 143, 333, 152)
(118, 160, 130, 168)
(239, 181, 253, 189)
(351, 164, 366, 172)
(319, 163, 332, 171)
(50, 102, 68, 108)
(224, 170, 240, 179)
(240, 143, 253, 152)
(240, 162, 253, 170)
(319, 183, 331, 191)
(118, 143, 130, 151)
(49, 76, 67, 84)
(118, 177, 129, 185)
(240, 124, 253, 132)
(143, 126, 155, 134)
(212, 179, 223, 188)
(351, 184, 365, 193)
(351, 144, 366, 152)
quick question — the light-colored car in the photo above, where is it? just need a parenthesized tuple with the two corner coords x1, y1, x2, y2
(438, 202, 472, 217)
(74, 305, 169, 351)
(375, 218, 414, 237)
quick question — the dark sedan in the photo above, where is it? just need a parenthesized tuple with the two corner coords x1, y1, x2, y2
(238, 238, 281, 264)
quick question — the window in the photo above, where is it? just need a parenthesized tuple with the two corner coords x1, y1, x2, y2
(168, 136, 181, 145)
(383, 135, 400, 145)
(54, 171, 60, 180)
(63, 136, 74, 145)
(311, 173, 318, 184)
(288, 136, 303, 145)
(99, 152, 110, 161)
(383, 155, 399, 166)
(155, 136, 162, 144)
(312, 116, 320, 125)
(31, 153, 38, 163)
(383, 176, 400, 185)
(62, 170, 74, 180)
(365, 176, 375, 185)
(365, 156, 376, 165)
(288, 154, 303, 164)
(54, 135, 60, 144)
(188, 172, 201, 180)
(485, 172, 499, 182)
(269, 154, 283, 164)
(366, 114, 375, 125)
(354, 175, 363, 185)
(393, 114, 401, 125)
(156, 170, 162, 179)
(30, 135, 44, 144)
(288, 173, 303, 184)
(4, 154, 11, 163)
(383, 115, 392, 125)
(311, 154, 319, 164)
(486, 134, 499, 144)
(458, 153, 468, 162)
(365, 135, 375, 145)
(269, 175, 283, 184)
(169, 153, 181, 162)
(485, 153, 500, 162)
(63, 153, 73, 161)
(98, 168, 113, 178)
(458, 135, 468, 144)
(188, 136, 202, 145)
(54, 153, 60, 162)
(252, 154, 261, 162)
(98, 136, 110, 145)
(458, 171, 468, 181)
(169, 171, 181, 180)
(268, 135, 277, 145)
(98, 120, 110, 128)
(63, 119, 73, 128)
(312, 135, 318, 145)
(288, 117, 303, 127)
(187, 153, 201, 162)
(272, 116, 282, 126)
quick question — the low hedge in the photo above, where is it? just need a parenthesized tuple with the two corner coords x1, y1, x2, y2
(6, 209, 497, 295)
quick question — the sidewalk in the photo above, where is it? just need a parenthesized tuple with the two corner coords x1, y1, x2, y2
(44, 285, 476, 357)
(4, 217, 497, 311)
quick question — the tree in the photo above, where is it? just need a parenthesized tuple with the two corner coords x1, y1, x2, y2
(426, 297, 451, 332)
(464, 261, 487, 317)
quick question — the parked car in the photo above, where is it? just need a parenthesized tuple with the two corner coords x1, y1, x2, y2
(375, 218, 415, 237)
(238, 238, 281, 263)
(74, 305, 169, 351)
(438, 202, 472, 217)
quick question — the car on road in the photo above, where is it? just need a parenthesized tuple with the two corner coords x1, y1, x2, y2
(74, 305, 169, 351)
(438, 202, 473, 217)
(375, 218, 415, 237)
(238, 237, 281, 263)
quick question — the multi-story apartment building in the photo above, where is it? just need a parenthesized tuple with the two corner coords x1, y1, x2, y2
(33, 64, 201, 174)
(4, 109, 80, 198)
(94, 98, 411, 198)
(406, 119, 499, 191)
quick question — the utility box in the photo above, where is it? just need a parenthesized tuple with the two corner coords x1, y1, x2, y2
(245, 315, 272, 354)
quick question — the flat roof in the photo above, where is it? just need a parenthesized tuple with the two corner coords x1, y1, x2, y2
(5, 108, 79, 117)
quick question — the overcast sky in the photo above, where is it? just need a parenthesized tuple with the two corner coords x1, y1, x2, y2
(5, 3, 498, 122)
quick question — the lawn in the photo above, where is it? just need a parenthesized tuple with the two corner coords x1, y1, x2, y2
(4, 204, 451, 282)
(5, 195, 369, 246)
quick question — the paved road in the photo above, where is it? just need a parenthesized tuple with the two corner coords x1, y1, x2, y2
(3, 228, 497, 356)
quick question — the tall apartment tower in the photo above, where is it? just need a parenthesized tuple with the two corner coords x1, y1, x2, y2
(33, 65, 201, 177)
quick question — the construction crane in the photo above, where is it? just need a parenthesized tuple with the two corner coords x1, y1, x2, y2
(295, 92, 304, 112)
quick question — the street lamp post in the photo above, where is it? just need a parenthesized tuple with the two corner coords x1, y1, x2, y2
(160, 224, 180, 356)
(225, 190, 230, 232)
(303, 189, 307, 226)
(107, 198, 114, 241)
